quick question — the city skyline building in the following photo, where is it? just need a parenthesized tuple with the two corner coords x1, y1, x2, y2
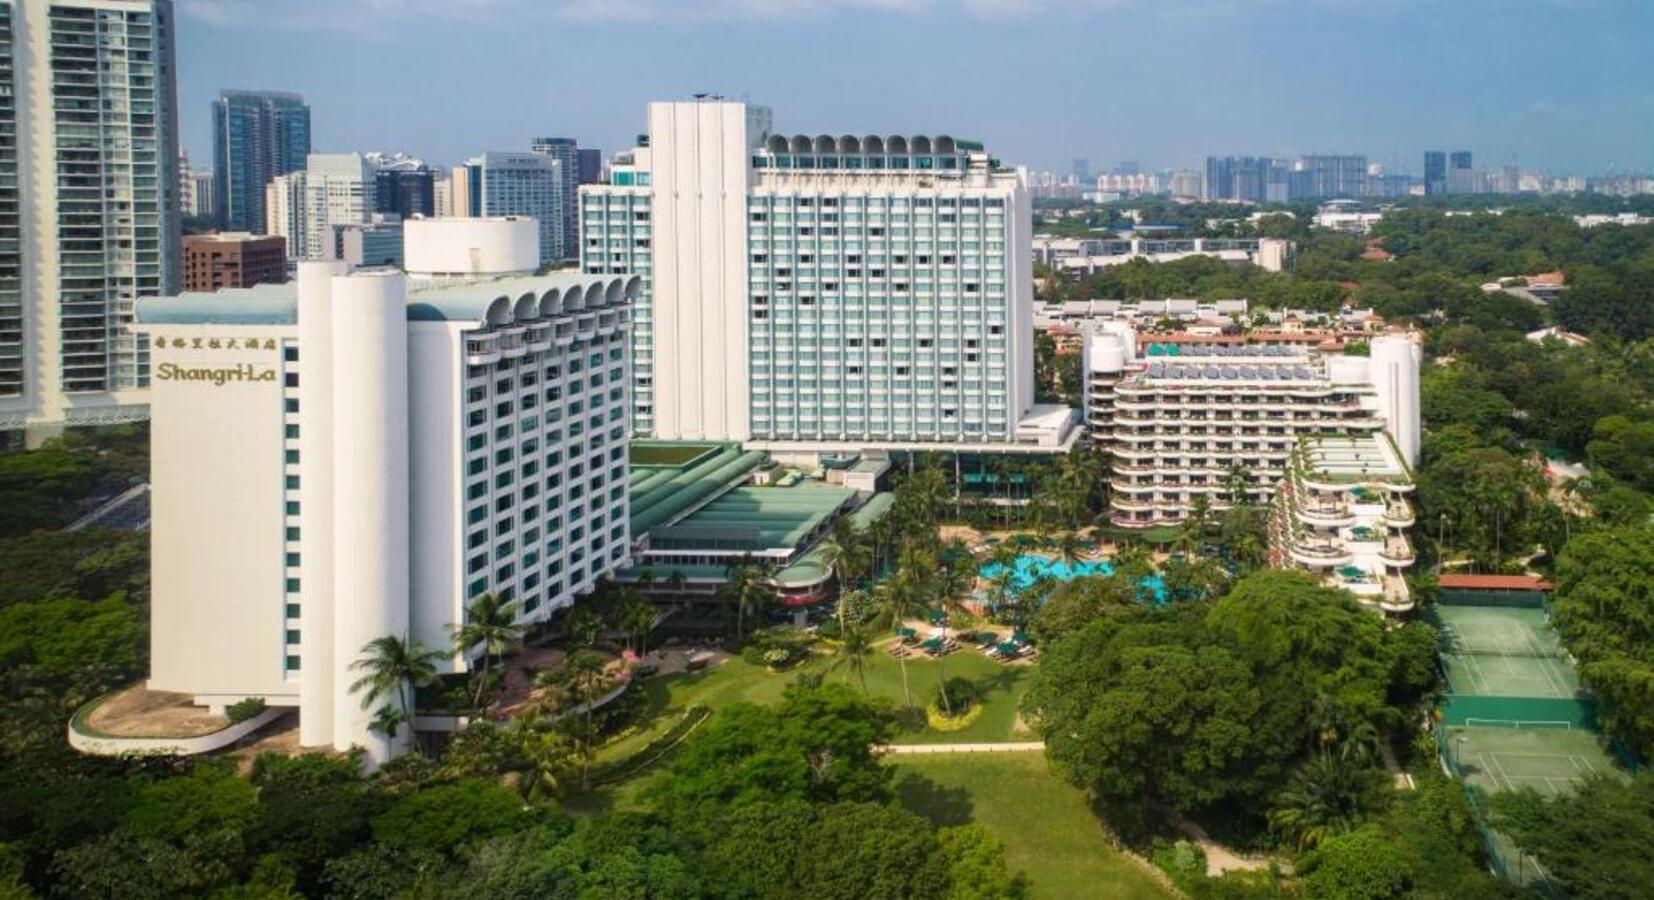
(1, 0, 182, 437)
(211, 89, 310, 233)
(582, 99, 1074, 458)
(265, 152, 375, 261)
(465, 151, 562, 267)
(368, 152, 434, 220)
(530, 136, 581, 261)
(182, 232, 286, 293)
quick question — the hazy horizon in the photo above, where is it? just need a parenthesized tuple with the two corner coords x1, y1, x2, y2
(174, 0, 1654, 176)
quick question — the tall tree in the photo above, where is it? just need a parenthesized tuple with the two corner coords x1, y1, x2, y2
(448, 593, 524, 712)
(349, 635, 442, 750)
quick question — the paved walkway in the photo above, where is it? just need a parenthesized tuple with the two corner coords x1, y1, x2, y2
(884, 741, 1046, 754)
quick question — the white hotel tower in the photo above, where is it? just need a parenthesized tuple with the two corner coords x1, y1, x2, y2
(136, 218, 636, 762)
(581, 99, 1075, 457)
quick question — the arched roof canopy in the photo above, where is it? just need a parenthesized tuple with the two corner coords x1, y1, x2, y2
(537, 287, 563, 317)
(513, 293, 538, 321)
(766, 135, 789, 153)
(789, 135, 812, 153)
(484, 297, 513, 325)
(887, 136, 908, 155)
(911, 136, 933, 154)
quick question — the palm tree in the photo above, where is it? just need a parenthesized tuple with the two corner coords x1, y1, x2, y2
(449, 592, 525, 712)
(559, 652, 610, 789)
(620, 593, 657, 655)
(1267, 751, 1385, 850)
(565, 606, 604, 649)
(511, 720, 574, 803)
(830, 624, 876, 696)
(720, 558, 778, 642)
(823, 518, 870, 592)
(875, 574, 923, 709)
(350, 634, 442, 751)
(368, 705, 407, 761)
(1055, 531, 1089, 567)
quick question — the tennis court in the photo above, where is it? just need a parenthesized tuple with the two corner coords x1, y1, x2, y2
(1435, 606, 1580, 699)
(1443, 725, 1620, 798)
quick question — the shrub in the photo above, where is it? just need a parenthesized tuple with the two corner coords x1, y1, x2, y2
(226, 696, 267, 725)
(933, 677, 980, 712)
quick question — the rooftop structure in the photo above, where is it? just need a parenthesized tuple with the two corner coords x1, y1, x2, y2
(135, 251, 638, 765)
(620, 441, 892, 606)
(1270, 433, 1417, 615)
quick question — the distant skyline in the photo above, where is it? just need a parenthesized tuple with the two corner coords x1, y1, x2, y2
(174, 0, 1654, 176)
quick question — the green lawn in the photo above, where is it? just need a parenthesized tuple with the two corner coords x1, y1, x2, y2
(894, 753, 1175, 900)
(597, 648, 1033, 764)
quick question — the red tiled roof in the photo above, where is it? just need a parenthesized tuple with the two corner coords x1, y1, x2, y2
(1437, 574, 1553, 592)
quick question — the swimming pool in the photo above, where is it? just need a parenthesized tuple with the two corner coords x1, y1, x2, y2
(979, 554, 1167, 602)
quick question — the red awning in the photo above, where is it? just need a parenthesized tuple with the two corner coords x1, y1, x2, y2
(1438, 574, 1552, 592)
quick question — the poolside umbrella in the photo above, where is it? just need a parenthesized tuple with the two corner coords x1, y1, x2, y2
(1012, 631, 1033, 645)
(930, 610, 947, 625)
(996, 642, 1021, 655)
(895, 626, 917, 638)
(921, 637, 945, 652)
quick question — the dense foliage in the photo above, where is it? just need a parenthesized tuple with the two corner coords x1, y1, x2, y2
(1025, 571, 1435, 831)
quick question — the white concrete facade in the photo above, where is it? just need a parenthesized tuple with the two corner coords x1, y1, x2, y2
(137, 261, 638, 764)
(583, 100, 1065, 457)
(2, 0, 181, 435)
(1083, 324, 1421, 529)
(266, 153, 375, 261)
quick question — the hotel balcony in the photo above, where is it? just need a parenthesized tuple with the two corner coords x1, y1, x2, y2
(1385, 499, 1415, 527)
(464, 332, 501, 365)
(526, 324, 552, 351)
(1380, 537, 1416, 567)
(1289, 540, 1353, 568)
(1294, 500, 1355, 528)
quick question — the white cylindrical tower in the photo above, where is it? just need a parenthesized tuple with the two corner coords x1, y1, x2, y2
(295, 260, 349, 748)
(403, 217, 539, 279)
(1099, 320, 1137, 363)
(1369, 335, 1421, 467)
(328, 271, 411, 765)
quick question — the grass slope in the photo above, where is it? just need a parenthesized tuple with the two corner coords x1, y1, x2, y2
(598, 648, 1033, 764)
(894, 753, 1174, 900)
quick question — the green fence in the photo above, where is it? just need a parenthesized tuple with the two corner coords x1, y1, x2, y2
(1439, 694, 1598, 729)
(1434, 723, 1564, 897)
(1438, 588, 1547, 609)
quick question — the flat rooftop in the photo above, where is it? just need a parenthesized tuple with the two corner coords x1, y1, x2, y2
(1299, 434, 1410, 483)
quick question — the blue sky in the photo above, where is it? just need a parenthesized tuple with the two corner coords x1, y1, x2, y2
(173, 0, 1653, 175)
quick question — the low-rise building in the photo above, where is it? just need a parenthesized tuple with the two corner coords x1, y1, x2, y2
(1034, 236, 1292, 274)
(620, 441, 893, 610)
(182, 233, 287, 293)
